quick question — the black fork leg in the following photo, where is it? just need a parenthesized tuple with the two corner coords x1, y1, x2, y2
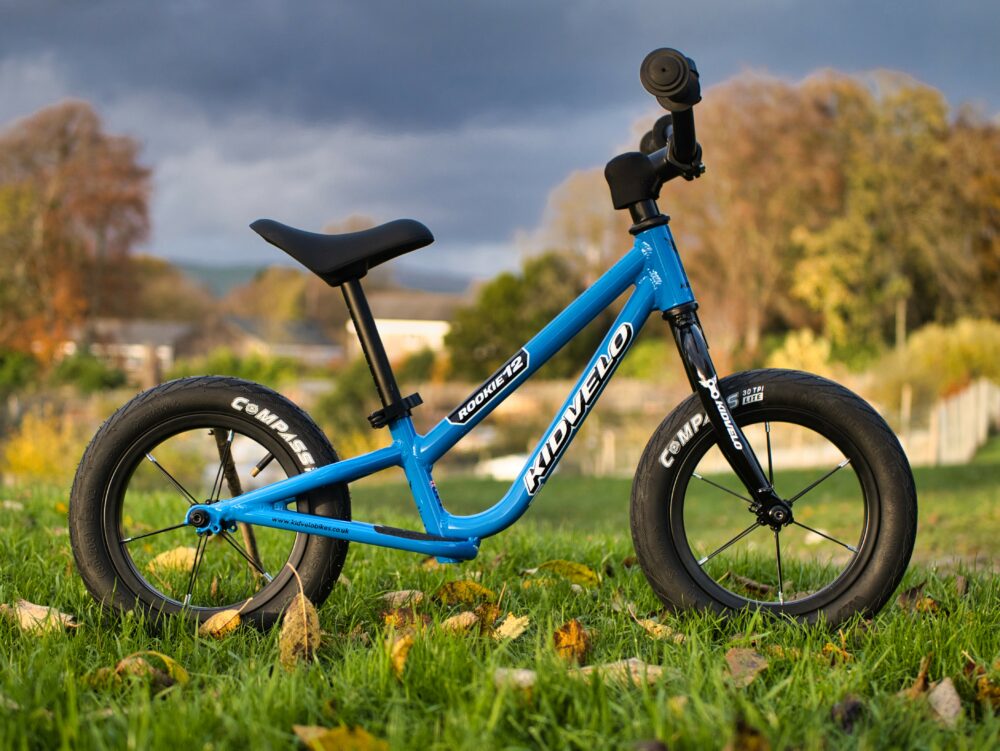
(665, 306, 779, 507)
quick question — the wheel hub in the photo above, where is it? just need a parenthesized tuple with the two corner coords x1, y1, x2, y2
(754, 499, 793, 531)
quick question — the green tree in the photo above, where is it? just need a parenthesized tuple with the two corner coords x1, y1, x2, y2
(444, 252, 613, 380)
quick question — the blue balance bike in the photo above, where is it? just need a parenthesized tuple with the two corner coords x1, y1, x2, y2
(69, 49, 916, 627)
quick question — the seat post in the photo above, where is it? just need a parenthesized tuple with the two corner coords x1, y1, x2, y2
(341, 278, 403, 409)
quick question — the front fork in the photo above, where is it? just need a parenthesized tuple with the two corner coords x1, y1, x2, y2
(665, 305, 791, 528)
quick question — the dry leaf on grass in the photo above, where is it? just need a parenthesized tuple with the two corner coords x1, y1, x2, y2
(822, 642, 854, 663)
(725, 648, 768, 688)
(382, 607, 430, 632)
(473, 603, 502, 636)
(441, 611, 479, 633)
(112, 650, 189, 692)
(536, 560, 600, 588)
(553, 619, 591, 664)
(0, 599, 79, 634)
(279, 593, 321, 670)
(494, 667, 537, 691)
(293, 724, 389, 751)
(380, 590, 424, 609)
(897, 583, 940, 614)
(434, 580, 495, 606)
(574, 657, 664, 686)
(627, 606, 684, 643)
(147, 546, 197, 573)
(386, 632, 414, 678)
(899, 654, 933, 699)
(198, 609, 241, 639)
(927, 678, 963, 727)
(954, 575, 968, 597)
(492, 613, 530, 641)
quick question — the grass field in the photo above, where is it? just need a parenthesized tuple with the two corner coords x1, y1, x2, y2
(0, 439, 998, 750)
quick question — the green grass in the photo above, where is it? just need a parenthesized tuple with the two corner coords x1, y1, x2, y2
(1, 440, 998, 750)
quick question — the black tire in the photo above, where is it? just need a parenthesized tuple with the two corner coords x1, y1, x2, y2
(630, 369, 916, 625)
(69, 376, 350, 627)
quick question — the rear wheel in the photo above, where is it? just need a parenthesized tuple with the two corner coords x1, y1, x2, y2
(69, 376, 350, 627)
(630, 369, 916, 625)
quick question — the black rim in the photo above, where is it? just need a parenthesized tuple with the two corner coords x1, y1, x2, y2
(670, 406, 879, 614)
(102, 412, 311, 614)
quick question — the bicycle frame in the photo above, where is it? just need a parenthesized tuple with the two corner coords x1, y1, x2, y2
(186, 221, 774, 561)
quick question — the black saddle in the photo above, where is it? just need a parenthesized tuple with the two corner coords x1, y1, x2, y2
(250, 218, 434, 286)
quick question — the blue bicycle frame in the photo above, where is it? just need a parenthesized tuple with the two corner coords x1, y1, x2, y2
(186, 223, 699, 561)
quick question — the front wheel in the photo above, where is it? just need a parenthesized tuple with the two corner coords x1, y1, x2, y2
(69, 376, 350, 627)
(630, 369, 916, 625)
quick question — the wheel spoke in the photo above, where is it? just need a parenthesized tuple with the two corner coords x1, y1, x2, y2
(220, 531, 273, 582)
(210, 429, 235, 501)
(692, 472, 753, 505)
(786, 458, 851, 505)
(774, 529, 784, 604)
(145, 453, 197, 506)
(765, 421, 774, 486)
(792, 521, 858, 553)
(183, 534, 209, 606)
(698, 522, 762, 566)
(120, 521, 189, 544)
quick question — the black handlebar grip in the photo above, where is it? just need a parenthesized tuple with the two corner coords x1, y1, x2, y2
(640, 48, 701, 111)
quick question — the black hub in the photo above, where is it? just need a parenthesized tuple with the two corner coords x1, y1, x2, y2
(755, 499, 793, 531)
(188, 509, 210, 529)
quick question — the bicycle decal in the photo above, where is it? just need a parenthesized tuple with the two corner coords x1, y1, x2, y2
(447, 349, 529, 425)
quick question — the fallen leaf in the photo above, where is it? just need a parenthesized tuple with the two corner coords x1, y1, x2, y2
(727, 572, 772, 595)
(897, 583, 940, 614)
(420, 556, 442, 570)
(765, 645, 802, 660)
(493, 667, 537, 691)
(380, 590, 424, 609)
(927, 678, 962, 727)
(492, 613, 530, 641)
(609, 590, 636, 614)
(575, 657, 664, 686)
(621, 555, 637, 569)
(434, 580, 495, 606)
(975, 674, 1000, 710)
(822, 642, 854, 663)
(521, 577, 556, 589)
(831, 695, 864, 733)
(537, 560, 600, 588)
(473, 603, 502, 636)
(147, 546, 197, 573)
(386, 632, 414, 678)
(292, 724, 389, 751)
(198, 609, 241, 639)
(723, 717, 771, 751)
(347, 624, 371, 646)
(441, 611, 479, 633)
(726, 648, 768, 688)
(115, 651, 189, 691)
(382, 607, 430, 632)
(279, 593, 321, 670)
(553, 619, 591, 663)
(635, 619, 685, 643)
(900, 654, 933, 699)
(0, 599, 79, 634)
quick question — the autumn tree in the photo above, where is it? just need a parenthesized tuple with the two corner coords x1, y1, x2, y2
(0, 101, 150, 358)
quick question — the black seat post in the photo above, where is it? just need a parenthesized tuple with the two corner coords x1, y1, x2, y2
(341, 278, 402, 409)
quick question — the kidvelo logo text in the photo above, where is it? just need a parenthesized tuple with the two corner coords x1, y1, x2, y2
(697, 375, 743, 451)
(523, 323, 633, 495)
(230, 397, 316, 467)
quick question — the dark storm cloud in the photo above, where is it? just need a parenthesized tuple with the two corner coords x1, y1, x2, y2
(1, 1, 997, 275)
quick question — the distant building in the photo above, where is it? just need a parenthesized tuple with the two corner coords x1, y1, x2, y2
(225, 317, 343, 367)
(345, 289, 463, 362)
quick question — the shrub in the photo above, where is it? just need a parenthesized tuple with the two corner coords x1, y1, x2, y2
(167, 348, 301, 386)
(1, 409, 89, 486)
(765, 329, 838, 378)
(0, 350, 39, 394)
(52, 352, 126, 393)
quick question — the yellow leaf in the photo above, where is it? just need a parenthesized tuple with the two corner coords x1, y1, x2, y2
(279, 593, 321, 670)
(492, 613, 530, 641)
(292, 724, 390, 751)
(473, 603, 502, 636)
(433, 580, 495, 606)
(54, 502, 68, 514)
(441, 611, 479, 633)
(147, 546, 197, 573)
(574, 658, 664, 685)
(553, 619, 591, 664)
(822, 642, 854, 663)
(382, 607, 429, 632)
(0, 599, 79, 634)
(636, 618, 685, 644)
(198, 609, 241, 639)
(114, 651, 189, 691)
(536, 560, 600, 587)
(380, 590, 424, 609)
(975, 674, 1000, 709)
(387, 632, 414, 678)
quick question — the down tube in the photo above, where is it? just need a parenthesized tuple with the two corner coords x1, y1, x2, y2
(440, 280, 656, 539)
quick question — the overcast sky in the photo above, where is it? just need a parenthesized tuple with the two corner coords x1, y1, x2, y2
(1, 1, 997, 280)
